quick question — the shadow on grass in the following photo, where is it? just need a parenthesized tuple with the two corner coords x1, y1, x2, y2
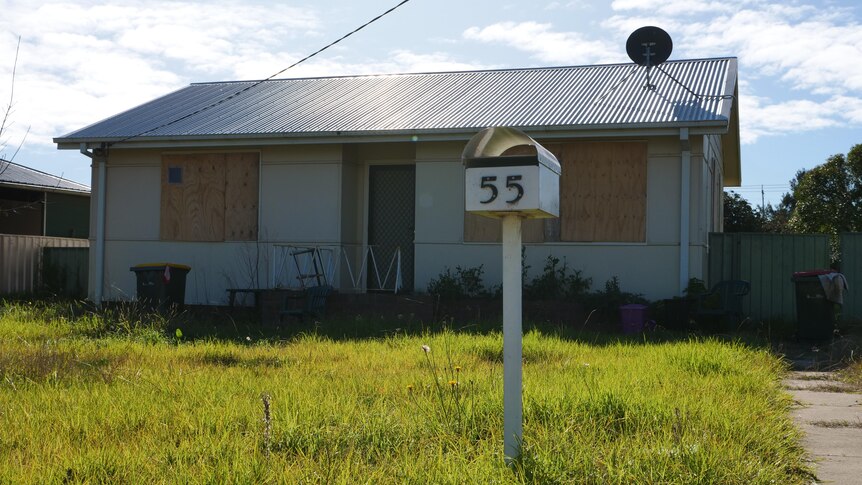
(5, 296, 861, 369)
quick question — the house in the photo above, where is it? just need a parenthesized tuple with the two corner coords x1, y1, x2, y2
(54, 58, 740, 305)
(0, 160, 90, 238)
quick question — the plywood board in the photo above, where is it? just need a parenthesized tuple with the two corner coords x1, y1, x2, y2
(558, 142, 647, 242)
(161, 154, 226, 241)
(225, 153, 259, 241)
(464, 213, 544, 243)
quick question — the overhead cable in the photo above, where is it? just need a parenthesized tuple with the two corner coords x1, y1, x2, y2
(110, 0, 413, 146)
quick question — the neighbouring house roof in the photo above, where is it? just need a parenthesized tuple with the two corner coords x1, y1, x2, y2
(0, 160, 90, 195)
(54, 57, 740, 184)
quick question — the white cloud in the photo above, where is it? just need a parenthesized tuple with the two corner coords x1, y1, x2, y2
(0, 0, 487, 151)
(603, 1, 862, 144)
(0, 0, 320, 149)
(611, 0, 750, 17)
(544, 1, 592, 11)
(464, 21, 623, 65)
(739, 95, 839, 143)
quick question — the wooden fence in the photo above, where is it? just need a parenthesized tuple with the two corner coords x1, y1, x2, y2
(0, 234, 89, 295)
(708, 233, 830, 321)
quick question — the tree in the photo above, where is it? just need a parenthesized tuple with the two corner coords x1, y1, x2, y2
(761, 192, 794, 233)
(788, 144, 862, 260)
(1, 36, 28, 175)
(723, 191, 763, 232)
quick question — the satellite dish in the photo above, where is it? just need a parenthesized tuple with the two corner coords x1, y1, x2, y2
(626, 26, 673, 68)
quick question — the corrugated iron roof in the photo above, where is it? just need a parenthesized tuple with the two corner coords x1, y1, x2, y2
(0, 160, 90, 194)
(56, 58, 737, 143)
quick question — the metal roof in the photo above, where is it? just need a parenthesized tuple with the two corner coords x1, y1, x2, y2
(0, 160, 90, 194)
(55, 58, 737, 144)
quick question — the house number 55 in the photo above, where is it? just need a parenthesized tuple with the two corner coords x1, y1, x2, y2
(480, 175, 524, 204)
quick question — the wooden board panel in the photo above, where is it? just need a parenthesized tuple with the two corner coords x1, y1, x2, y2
(160, 155, 186, 241)
(558, 142, 647, 242)
(224, 153, 259, 241)
(464, 213, 500, 242)
(464, 214, 544, 243)
(161, 154, 225, 241)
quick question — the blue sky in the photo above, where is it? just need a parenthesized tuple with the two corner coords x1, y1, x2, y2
(1, 0, 860, 206)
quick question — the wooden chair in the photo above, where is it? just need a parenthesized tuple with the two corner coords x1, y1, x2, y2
(280, 285, 333, 321)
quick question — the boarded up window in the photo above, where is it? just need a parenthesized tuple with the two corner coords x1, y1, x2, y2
(551, 141, 647, 242)
(160, 153, 259, 241)
(464, 214, 545, 243)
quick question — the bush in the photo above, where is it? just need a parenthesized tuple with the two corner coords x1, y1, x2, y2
(427, 265, 499, 300)
(524, 256, 591, 300)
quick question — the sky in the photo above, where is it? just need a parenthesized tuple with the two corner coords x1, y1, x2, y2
(1, 0, 861, 207)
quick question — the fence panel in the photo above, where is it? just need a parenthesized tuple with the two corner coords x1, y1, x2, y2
(708, 233, 830, 321)
(0, 234, 89, 295)
(42, 247, 89, 298)
(841, 233, 862, 322)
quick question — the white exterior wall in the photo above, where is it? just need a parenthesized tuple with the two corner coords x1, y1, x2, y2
(260, 145, 342, 243)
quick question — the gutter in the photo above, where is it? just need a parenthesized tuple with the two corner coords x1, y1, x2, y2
(54, 121, 732, 150)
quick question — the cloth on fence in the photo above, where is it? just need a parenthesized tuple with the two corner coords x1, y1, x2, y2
(818, 272, 849, 305)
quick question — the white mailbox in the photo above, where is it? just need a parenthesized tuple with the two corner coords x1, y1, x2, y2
(462, 127, 560, 218)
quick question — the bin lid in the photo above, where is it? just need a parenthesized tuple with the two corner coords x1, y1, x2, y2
(792, 269, 835, 278)
(620, 304, 648, 310)
(130, 262, 191, 271)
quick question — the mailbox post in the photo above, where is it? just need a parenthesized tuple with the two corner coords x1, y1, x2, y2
(462, 127, 560, 463)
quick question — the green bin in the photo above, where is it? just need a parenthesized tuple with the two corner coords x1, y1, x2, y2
(791, 270, 836, 341)
(130, 263, 191, 311)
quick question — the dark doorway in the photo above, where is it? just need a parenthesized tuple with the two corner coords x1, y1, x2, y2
(368, 165, 415, 292)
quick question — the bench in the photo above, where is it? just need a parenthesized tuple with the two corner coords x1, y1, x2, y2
(226, 288, 268, 309)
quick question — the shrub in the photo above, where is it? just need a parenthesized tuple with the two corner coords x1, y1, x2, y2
(524, 256, 591, 301)
(427, 265, 498, 300)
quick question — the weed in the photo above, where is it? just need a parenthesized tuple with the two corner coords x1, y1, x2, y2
(524, 255, 591, 300)
(427, 265, 498, 300)
(261, 393, 272, 455)
(811, 419, 862, 428)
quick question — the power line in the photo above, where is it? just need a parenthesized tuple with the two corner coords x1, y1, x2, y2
(654, 64, 735, 100)
(110, 0, 413, 147)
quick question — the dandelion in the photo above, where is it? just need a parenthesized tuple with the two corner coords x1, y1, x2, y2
(406, 384, 414, 393)
(448, 379, 458, 388)
(421, 344, 431, 354)
(454, 366, 462, 374)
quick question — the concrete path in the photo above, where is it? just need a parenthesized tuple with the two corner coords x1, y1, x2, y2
(785, 371, 862, 484)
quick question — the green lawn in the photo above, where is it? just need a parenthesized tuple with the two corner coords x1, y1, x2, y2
(0, 302, 811, 484)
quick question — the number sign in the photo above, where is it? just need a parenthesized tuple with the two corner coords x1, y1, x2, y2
(466, 167, 539, 213)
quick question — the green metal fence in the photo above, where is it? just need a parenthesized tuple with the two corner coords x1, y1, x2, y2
(841, 233, 862, 323)
(708, 233, 830, 321)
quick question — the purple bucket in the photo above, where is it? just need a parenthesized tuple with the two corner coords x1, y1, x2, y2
(620, 304, 648, 334)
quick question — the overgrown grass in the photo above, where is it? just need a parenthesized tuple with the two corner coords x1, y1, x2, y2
(838, 359, 862, 390)
(0, 301, 812, 483)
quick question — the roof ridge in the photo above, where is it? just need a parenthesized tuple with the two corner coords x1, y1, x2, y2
(190, 57, 736, 86)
